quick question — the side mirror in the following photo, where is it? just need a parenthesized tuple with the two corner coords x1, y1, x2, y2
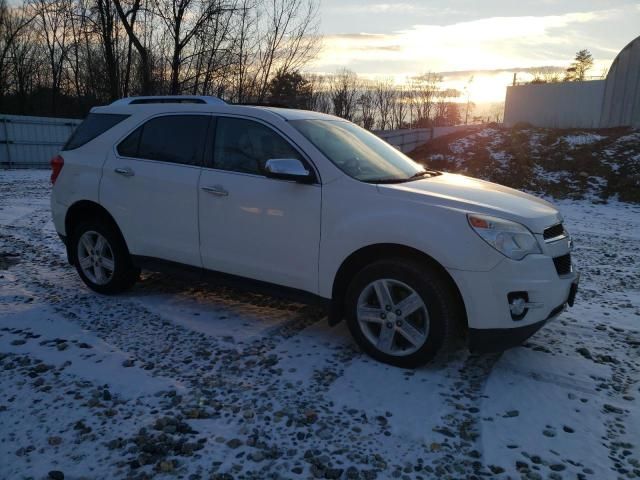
(264, 158, 313, 183)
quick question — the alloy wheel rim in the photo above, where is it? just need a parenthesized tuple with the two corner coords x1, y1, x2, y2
(356, 278, 430, 357)
(77, 231, 115, 285)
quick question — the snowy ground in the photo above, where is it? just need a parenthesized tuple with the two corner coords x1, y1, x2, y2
(1, 170, 639, 480)
(412, 126, 640, 204)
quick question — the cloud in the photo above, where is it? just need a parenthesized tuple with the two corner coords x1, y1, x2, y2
(405, 66, 568, 90)
(355, 44, 403, 52)
(435, 66, 565, 79)
(327, 33, 390, 40)
(308, 4, 637, 102)
(310, 9, 613, 74)
(327, 3, 463, 15)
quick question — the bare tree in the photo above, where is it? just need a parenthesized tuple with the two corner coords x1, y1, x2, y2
(252, 0, 319, 102)
(230, 0, 257, 102)
(373, 77, 394, 130)
(112, 0, 154, 93)
(489, 102, 504, 123)
(598, 66, 608, 79)
(358, 86, 375, 130)
(65, 0, 93, 98)
(410, 72, 440, 127)
(7, 17, 41, 112)
(391, 84, 408, 129)
(463, 75, 473, 125)
(94, 0, 123, 100)
(32, 0, 74, 112)
(188, 0, 235, 95)
(0, 6, 22, 103)
(306, 73, 331, 113)
(329, 68, 358, 121)
(0, 0, 34, 106)
(529, 67, 563, 84)
(434, 88, 461, 126)
(153, 0, 231, 94)
(0, 0, 322, 114)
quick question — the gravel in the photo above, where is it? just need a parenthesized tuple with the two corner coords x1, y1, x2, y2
(0, 170, 638, 479)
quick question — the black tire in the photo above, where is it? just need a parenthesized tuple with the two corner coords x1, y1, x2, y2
(345, 258, 461, 368)
(71, 221, 139, 294)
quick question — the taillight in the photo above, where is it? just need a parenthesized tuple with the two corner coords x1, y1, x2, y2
(50, 155, 64, 184)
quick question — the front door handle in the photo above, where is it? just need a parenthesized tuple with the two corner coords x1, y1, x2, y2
(201, 185, 229, 196)
(114, 167, 135, 177)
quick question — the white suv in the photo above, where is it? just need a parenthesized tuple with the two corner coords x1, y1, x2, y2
(50, 95, 579, 367)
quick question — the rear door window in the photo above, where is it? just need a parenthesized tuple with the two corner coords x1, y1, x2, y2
(117, 115, 210, 166)
(63, 113, 129, 150)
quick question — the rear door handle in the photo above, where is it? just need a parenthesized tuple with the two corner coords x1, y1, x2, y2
(114, 167, 134, 177)
(201, 185, 228, 196)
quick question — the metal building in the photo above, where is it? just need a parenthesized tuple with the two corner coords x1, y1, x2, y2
(504, 35, 640, 129)
(504, 80, 605, 128)
(600, 35, 640, 128)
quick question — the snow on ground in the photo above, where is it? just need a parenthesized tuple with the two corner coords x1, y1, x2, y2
(560, 134, 606, 147)
(0, 170, 639, 480)
(414, 126, 640, 204)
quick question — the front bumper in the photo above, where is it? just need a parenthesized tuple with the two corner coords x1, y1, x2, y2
(468, 301, 567, 353)
(449, 252, 579, 350)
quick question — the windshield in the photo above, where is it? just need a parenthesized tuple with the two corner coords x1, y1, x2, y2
(290, 119, 434, 183)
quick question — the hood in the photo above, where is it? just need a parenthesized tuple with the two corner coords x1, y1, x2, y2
(377, 172, 562, 233)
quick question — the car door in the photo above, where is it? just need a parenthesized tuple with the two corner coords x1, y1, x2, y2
(101, 114, 211, 266)
(198, 116, 322, 294)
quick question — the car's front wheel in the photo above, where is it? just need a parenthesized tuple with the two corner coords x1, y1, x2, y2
(345, 258, 460, 368)
(72, 222, 139, 294)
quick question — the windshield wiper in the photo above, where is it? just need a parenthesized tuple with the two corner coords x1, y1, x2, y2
(408, 169, 440, 180)
(365, 177, 409, 184)
(364, 169, 441, 184)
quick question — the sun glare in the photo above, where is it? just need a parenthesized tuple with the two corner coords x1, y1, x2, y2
(445, 73, 516, 104)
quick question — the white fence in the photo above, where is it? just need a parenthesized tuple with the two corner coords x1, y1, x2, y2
(375, 125, 476, 153)
(0, 115, 81, 168)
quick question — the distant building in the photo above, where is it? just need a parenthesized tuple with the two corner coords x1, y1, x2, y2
(504, 35, 640, 129)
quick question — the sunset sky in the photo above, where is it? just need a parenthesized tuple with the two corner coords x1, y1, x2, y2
(308, 0, 640, 105)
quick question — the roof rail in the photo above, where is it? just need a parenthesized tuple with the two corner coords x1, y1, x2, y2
(110, 96, 226, 106)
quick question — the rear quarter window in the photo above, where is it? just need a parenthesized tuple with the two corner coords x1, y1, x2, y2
(63, 113, 129, 150)
(117, 115, 210, 166)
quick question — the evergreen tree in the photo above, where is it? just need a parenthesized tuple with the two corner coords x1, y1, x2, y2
(267, 69, 313, 109)
(565, 49, 594, 81)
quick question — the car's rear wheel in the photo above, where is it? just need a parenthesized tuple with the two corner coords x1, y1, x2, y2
(72, 222, 138, 294)
(345, 258, 460, 368)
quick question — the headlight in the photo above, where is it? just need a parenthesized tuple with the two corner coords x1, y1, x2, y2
(467, 214, 541, 260)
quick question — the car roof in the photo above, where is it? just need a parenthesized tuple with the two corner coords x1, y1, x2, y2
(90, 97, 340, 123)
(258, 107, 337, 121)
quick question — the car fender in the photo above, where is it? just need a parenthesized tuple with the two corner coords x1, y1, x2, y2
(317, 178, 503, 298)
